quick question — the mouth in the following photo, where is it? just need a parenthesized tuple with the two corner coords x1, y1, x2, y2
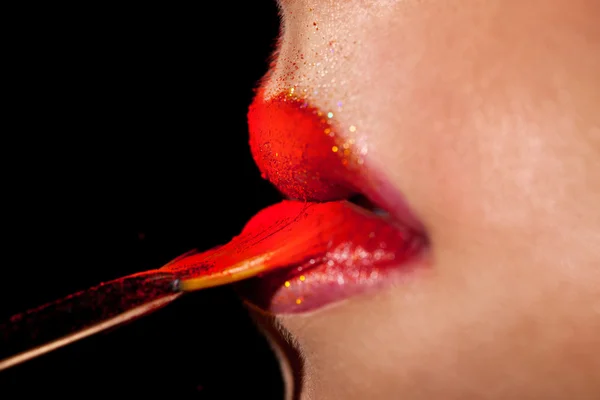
(172, 90, 429, 315)
(227, 90, 431, 314)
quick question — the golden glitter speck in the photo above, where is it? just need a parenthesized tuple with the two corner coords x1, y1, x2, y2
(332, 146, 339, 153)
(299, 275, 306, 281)
(296, 298, 303, 305)
(349, 125, 356, 132)
(284, 281, 291, 288)
(324, 128, 331, 135)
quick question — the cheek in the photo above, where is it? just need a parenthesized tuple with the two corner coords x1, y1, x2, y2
(346, 7, 537, 234)
(353, 10, 600, 307)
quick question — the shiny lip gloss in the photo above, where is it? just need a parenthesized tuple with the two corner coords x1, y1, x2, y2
(241, 90, 429, 314)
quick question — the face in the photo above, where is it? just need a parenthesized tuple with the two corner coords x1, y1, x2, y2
(247, 1, 600, 399)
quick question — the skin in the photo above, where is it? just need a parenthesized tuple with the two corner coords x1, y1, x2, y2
(253, 0, 600, 399)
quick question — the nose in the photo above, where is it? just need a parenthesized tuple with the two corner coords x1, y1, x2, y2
(248, 89, 362, 201)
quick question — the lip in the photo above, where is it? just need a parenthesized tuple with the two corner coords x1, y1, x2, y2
(239, 90, 429, 314)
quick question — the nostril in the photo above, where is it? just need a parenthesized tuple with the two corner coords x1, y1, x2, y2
(247, 89, 361, 202)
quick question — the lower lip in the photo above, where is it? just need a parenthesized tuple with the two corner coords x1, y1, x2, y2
(236, 202, 427, 315)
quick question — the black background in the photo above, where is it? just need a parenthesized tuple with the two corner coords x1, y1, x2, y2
(1, 3, 285, 398)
